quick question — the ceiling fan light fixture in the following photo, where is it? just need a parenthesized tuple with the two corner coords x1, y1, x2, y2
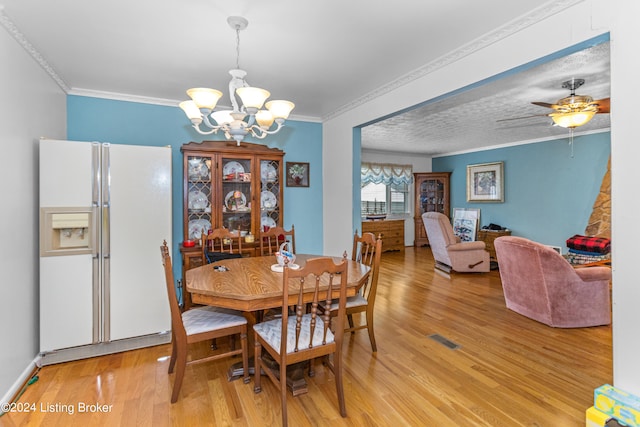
(534, 79, 603, 129)
(550, 110, 596, 128)
(555, 94, 596, 112)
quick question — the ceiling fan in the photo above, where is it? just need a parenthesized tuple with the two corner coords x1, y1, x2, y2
(499, 78, 610, 129)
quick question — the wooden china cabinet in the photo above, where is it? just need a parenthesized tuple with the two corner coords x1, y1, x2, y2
(179, 140, 284, 305)
(414, 172, 451, 246)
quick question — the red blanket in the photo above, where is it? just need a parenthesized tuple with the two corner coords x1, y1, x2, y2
(566, 234, 611, 254)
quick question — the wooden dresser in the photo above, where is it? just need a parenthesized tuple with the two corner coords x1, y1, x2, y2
(477, 229, 511, 260)
(362, 219, 405, 252)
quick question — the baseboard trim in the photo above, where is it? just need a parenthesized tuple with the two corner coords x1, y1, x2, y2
(1, 354, 42, 406)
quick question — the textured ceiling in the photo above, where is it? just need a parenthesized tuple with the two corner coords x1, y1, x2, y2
(361, 41, 610, 156)
(0, 0, 609, 155)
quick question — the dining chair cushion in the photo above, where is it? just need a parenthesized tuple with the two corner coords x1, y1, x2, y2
(322, 294, 368, 311)
(182, 306, 247, 336)
(253, 314, 335, 355)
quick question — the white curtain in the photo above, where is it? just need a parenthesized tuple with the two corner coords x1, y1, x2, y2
(361, 162, 413, 187)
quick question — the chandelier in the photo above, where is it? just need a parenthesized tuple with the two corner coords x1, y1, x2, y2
(179, 16, 295, 145)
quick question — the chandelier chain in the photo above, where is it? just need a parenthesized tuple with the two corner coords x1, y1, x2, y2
(235, 26, 241, 70)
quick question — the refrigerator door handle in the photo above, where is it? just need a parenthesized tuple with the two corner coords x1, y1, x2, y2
(101, 143, 111, 342)
(91, 142, 101, 208)
(92, 248, 101, 344)
(102, 247, 111, 342)
(91, 142, 101, 343)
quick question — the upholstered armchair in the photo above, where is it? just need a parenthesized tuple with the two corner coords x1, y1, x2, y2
(421, 212, 490, 273)
(494, 236, 611, 328)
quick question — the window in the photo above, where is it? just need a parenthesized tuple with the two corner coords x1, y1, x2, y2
(360, 163, 412, 216)
(361, 182, 387, 214)
(390, 182, 409, 213)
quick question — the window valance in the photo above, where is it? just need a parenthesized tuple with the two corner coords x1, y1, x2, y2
(361, 162, 413, 187)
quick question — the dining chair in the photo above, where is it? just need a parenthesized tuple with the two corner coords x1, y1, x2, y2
(253, 257, 348, 427)
(258, 225, 297, 320)
(319, 231, 382, 353)
(259, 225, 296, 256)
(201, 227, 243, 264)
(200, 227, 245, 348)
(160, 240, 249, 403)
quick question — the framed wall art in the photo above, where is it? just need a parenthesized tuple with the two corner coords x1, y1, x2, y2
(452, 208, 480, 241)
(286, 162, 309, 187)
(466, 161, 504, 202)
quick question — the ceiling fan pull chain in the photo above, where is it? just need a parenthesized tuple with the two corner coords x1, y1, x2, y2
(569, 129, 574, 158)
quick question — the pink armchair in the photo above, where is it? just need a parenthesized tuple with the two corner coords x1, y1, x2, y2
(421, 212, 490, 273)
(494, 236, 611, 328)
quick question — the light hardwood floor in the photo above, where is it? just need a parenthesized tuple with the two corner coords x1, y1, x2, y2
(2, 247, 612, 426)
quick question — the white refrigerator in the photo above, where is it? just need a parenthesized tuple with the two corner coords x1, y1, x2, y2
(39, 139, 172, 364)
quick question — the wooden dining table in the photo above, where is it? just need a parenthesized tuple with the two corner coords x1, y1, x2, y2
(187, 253, 371, 310)
(185, 253, 371, 395)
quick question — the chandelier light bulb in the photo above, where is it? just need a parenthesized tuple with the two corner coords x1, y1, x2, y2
(211, 110, 233, 126)
(186, 88, 223, 111)
(236, 87, 270, 111)
(266, 100, 295, 120)
(255, 110, 275, 128)
(179, 101, 202, 124)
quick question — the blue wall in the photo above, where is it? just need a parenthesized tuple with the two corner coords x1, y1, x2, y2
(432, 132, 610, 249)
(67, 95, 323, 279)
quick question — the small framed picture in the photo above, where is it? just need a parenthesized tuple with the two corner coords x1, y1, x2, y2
(286, 162, 309, 187)
(467, 162, 504, 202)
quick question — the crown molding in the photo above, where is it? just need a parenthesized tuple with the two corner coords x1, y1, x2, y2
(68, 88, 179, 107)
(360, 127, 610, 158)
(434, 127, 610, 158)
(68, 87, 321, 122)
(323, 0, 585, 121)
(0, 6, 70, 92)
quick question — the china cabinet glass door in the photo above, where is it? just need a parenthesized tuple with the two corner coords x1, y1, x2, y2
(259, 159, 281, 232)
(414, 172, 451, 246)
(419, 178, 446, 215)
(186, 155, 213, 241)
(221, 156, 253, 236)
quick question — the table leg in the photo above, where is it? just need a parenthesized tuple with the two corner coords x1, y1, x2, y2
(227, 356, 310, 396)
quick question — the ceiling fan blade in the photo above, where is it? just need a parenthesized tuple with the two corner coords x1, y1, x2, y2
(594, 97, 610, 113)
(531, 101, 559, 109)
(497, 113, 550, 123)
